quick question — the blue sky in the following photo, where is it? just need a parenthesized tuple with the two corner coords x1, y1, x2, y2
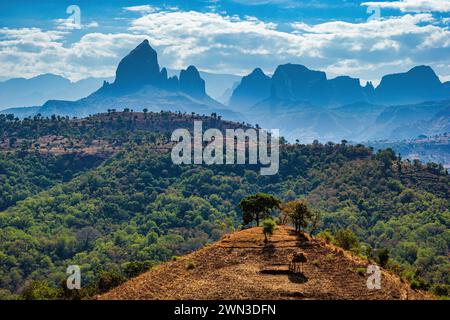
(1, 0, 449, 84)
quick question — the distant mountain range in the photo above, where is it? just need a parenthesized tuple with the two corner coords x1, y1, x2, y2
(0, 74, 113, 110)
(228, 63, 450, 142)
(229, 64, 450, 109)
(167, 68, 240, 104)
(0, 53, 239, 111)
(2, 40, 240, 120)
(1, 39, 449, 143)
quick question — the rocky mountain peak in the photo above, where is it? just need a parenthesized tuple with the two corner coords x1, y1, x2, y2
(179, 65, 206, 99)
(113, 40, 161, 91)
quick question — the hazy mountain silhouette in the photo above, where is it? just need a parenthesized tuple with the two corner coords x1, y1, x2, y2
(0, 74, 112, 110)
(95, 40, 206, 99)
(229, 64, 450, 109)
(224, 63, 450, 141)
(179, 66, 206, 99)
(165, 68, 240, 103)
(2, 41, 449, 143)
(270, 64, 327, 103)
(112, 39, 162, 92)
(2, 40, 240, 120)
(327, 76, 369, 106)
(375, 66, 449, 105)
(229, 68, 271, 109)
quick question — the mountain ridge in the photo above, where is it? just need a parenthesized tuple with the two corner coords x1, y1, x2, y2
(1, 40, 449, 143)
(1, 40, 241, 121)
(228, 64, 450, 109)
(0, 74, 113, 110)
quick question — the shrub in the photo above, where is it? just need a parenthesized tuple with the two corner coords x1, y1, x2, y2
(186, 261, 196, 270)
(96, 271, 126, 293)
(377, 248, 390, 268)
(431, 284, 450, 297)
(0, 289, 19, 300)
(404, 270, 429, 291)
(123, 261, 154, 278)
(325, 254, 335, 262)
(317, 230, 334, 244)
(21, 281, 60, 300)
(334, 229, 359, 251)
(356, 267, 366, 276)
(361, 244, 374, 260)
(262, 218, 277, 242)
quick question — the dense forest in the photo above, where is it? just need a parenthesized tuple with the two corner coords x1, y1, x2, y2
(0, 111, 448, 299)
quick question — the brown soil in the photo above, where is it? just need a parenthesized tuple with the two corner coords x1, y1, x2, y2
(99, 225, 434, 300)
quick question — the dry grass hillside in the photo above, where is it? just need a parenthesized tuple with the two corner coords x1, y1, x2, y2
(99, 226, 434, 300)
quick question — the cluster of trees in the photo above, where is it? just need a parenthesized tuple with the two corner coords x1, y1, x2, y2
(0, 111, 246, 151)
(0, 262, 154, 300)
(0, 113, 448, 299)
(238, 194, 319, 242)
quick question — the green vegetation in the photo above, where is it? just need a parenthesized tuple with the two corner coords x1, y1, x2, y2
(334, 229, 359, 252)
(262, 218, 277, 242)
(0, 152, 103, 211)
(122, 261, 155, 278)
(282, 200, 314, 232)
(186, 261, 196, 270)
(316, 230, 334, 244)
(238, 193, 281, 226)
(0, 112, 448, 299)
(20, 280, 61, 300)
(356, 267, 366, 276)
(377, 248, 390, 268)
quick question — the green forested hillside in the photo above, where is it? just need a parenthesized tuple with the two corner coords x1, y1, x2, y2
(0, 153, 105, 211)
(0, 112, 448, 298)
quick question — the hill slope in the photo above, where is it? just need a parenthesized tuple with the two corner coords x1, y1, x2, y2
(0, 113, 447, 297)
(99, 226, 432, 300)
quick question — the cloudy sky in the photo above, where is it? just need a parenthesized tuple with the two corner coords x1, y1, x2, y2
(1, 0, 449, 84)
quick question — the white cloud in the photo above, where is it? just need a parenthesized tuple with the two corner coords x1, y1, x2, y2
(230, 0, 340, 8)
(0, 8, 449, 84)
(85, 21, 100, 28)
(0, 27, 143, 81)
(127, 10, 450, 79)
(232, 0, 293, 5)
(324, 58, 415, 85)
(55, 19, 99, 30)
(361, 0, 450, 13)
(123, 5, 159, 13)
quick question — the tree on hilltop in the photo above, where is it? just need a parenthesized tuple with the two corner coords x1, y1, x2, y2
(238, 193, 281, 226)
(282, 199, 314, 232)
